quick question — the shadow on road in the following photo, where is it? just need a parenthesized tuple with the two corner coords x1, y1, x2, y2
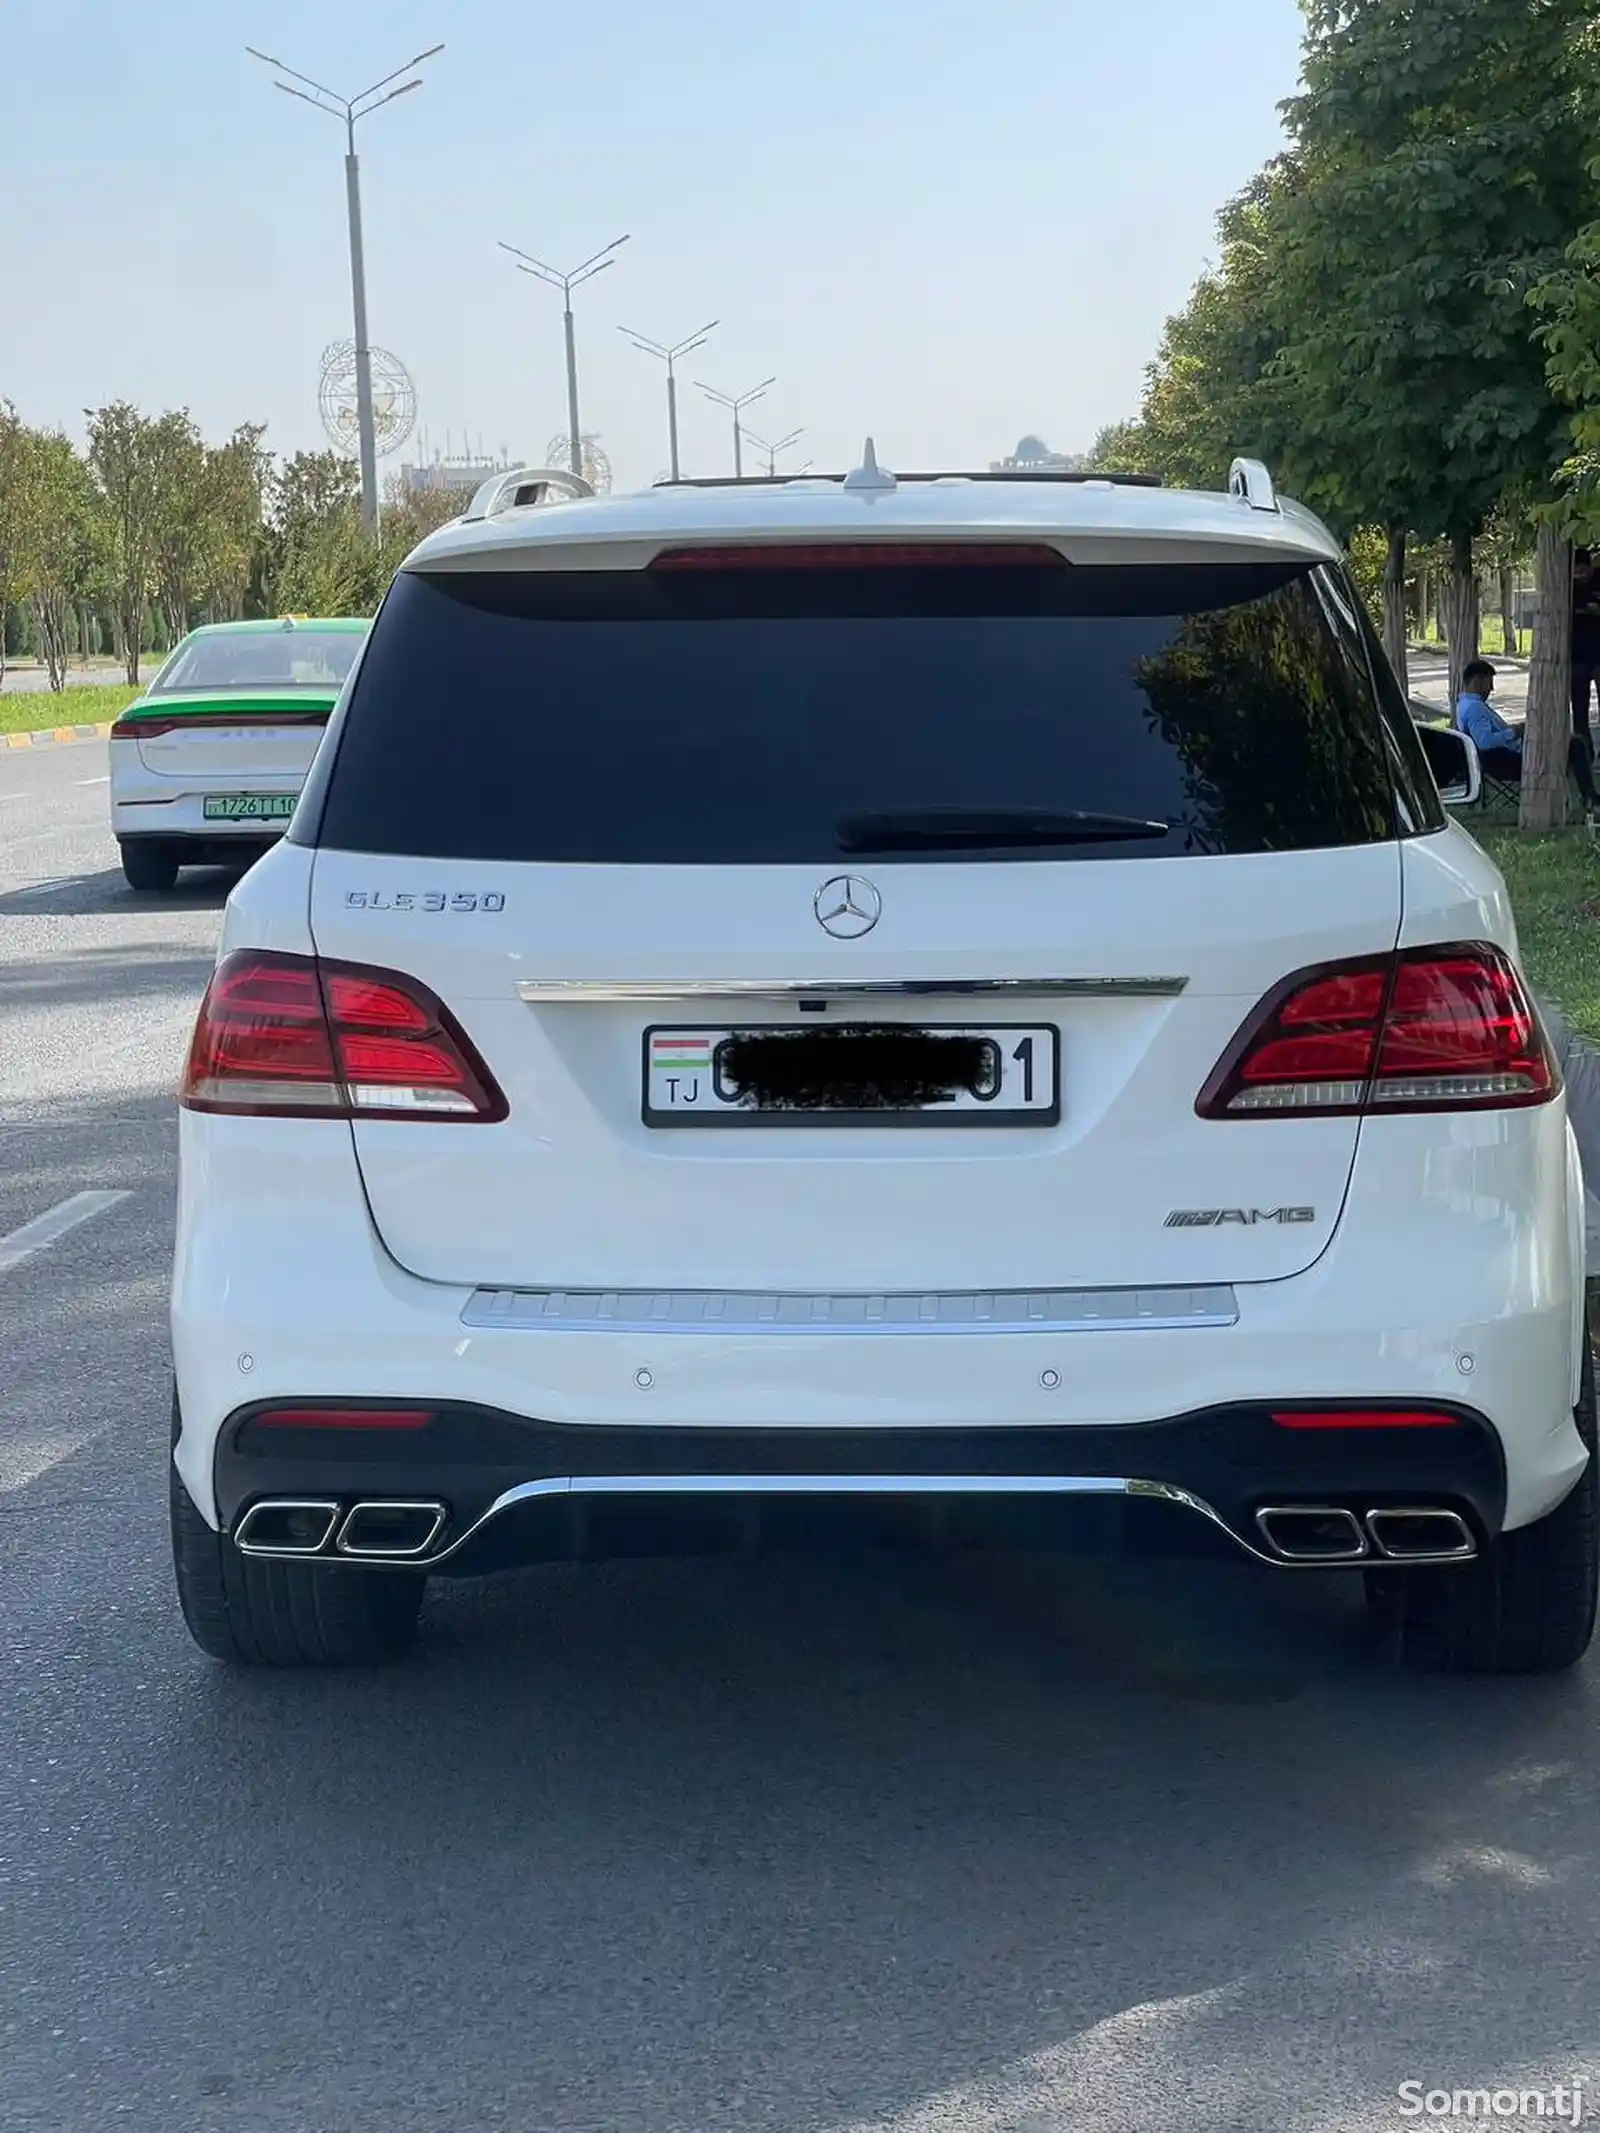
(0, 864, 242, 919)
(0, 940, 214, 1011)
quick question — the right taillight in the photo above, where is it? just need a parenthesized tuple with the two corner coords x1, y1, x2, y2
(180, 951, 508, 1121)
(1197, 944, 1559, 1118)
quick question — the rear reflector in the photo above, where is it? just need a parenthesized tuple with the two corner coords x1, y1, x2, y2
(180, 951, 508, 1122)
(650, 542, 1067, 571)
(252, 1406, 436, 1431)
(1271, 1409, 1459, 1431)
(1197, 944, 1557, 1118)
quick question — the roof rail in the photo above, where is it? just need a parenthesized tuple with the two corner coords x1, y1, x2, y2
(1228, 457, 1278, 513)
(460, 466, 596, 523)
(656, 469, 1162, 490)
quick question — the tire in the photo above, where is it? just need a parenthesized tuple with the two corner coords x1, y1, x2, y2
(1373, 1344, 1598, 1676)
(120, 839, 180, 893)
(169, 1414, 424, 1668)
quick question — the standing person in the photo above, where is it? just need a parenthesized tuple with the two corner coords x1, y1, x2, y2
(1572, 548, 1600, 778)
(1455, 657, 1598, 811)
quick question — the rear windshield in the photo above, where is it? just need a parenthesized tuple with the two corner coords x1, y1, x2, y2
(305, 560, 1397, 863)
(153, 629, 362, 694)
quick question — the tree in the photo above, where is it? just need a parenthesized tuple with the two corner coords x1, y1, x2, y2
(24, 430, 101, 691)
(86, 402, 171, 683)
(0, 403, 40, 685)
(263, 451, 377, 616)
(1274, 0, 1597, 747)
(148, 411, 211, 649)
(1478, 502, 1533, 655)
(198, 425, 270, 622)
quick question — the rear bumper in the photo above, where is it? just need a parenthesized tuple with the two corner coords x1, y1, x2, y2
(212, 1399, 1507, 1575)
(172, 1110, 1591, 1541)
(110, 752, 305, 843)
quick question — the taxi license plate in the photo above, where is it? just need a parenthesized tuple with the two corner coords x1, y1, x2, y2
(202, 794, 296, 821)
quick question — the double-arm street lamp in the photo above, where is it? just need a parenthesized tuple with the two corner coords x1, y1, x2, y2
(741, 427, 806, 479)
(500, 236, 630, 479)
(696, 377, 776, 479)
(247, 41, 444, 534)
(618, 322, 718, 482)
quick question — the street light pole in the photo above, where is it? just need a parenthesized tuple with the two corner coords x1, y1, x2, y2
(741, 426, 805, 479)
(343, 144, 377, 527)
(618, 322, 718, 481)
(696, 378, 776, 479)
(500, 236, 630, 479)
(247, 41, 443, 537)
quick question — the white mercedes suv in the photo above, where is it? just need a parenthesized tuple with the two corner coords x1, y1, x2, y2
(168, 450, 1596, 1673)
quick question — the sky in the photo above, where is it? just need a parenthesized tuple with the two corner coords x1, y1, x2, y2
(3, 0, 1307, 493)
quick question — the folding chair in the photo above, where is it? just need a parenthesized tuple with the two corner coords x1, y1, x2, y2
(1473, 755, 1523, 816)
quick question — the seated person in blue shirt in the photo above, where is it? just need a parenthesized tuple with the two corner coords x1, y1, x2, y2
(1454, 658, 1598, 808)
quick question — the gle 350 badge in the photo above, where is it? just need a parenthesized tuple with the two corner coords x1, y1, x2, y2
(344, 890, 506, 912)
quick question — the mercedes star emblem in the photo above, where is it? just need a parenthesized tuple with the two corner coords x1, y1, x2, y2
(813, 874, 882, 939)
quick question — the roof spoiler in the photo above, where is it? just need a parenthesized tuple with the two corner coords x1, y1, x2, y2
(459, 466, 596, 523)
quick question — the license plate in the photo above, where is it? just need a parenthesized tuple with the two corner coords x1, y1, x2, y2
(643, 1023, 1060, 1128)
(202, 794, 296, 821)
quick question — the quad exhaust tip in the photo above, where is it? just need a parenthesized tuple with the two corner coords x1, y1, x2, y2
(235, 1499, 341, 1555)
(1366, 1507, 1475, 1562)
(336, 1501, 448, 1559)
(1255, 1505, 1369, 1562)
(234, 1497, 447, 1560)
(1254, 1503, 1478, 1565)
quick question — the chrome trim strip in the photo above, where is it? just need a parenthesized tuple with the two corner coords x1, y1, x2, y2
(461, 1284, 1239, 1336)
(1365, 1507, 1477, 1563)
(424, 1473, 1295, 1572)
(235, 1498, 342, 1557)
(516, 976, 1188, 1003)
(335, 1500, 449, 1560)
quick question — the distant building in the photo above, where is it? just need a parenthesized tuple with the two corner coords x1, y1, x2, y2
(991, 435, 1090, 473)
(398, 455, 516, 501)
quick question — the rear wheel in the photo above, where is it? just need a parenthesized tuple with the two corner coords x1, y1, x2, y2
(170, 1417, 424, 1668)
(120, 839, 180, 893)
(1373, 1345, 1598, 1675)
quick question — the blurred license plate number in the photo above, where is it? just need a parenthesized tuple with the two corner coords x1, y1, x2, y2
(643, 1023, 1059, 1128)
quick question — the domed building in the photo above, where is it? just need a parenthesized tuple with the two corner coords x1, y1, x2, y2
(991, 434, 1090, 473)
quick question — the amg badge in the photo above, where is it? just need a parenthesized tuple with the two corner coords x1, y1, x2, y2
(1166, 1207, 1316, 1228)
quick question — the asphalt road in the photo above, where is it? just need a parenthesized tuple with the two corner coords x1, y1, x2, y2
(4, 743, 1600, 2133)
(0, 663, 130, 696)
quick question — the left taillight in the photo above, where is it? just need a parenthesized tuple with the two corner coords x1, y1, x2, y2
(180, 950, 508, 1121)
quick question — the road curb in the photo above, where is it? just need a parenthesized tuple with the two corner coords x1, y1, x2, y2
(3, 722, 112, 751)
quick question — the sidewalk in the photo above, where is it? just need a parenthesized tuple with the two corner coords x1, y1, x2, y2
(1405, 646, 1531, 719)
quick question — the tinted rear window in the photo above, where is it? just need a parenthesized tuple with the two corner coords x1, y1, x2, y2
(305, 561, 1397, 863)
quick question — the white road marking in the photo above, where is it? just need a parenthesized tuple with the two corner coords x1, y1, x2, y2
(75, 775, 108, 786)
(0, 1190, 131, 1274)
(0, 1427, 104, 1494)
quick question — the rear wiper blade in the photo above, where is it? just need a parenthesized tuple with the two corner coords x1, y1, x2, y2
(835, 806, 1170, 853)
